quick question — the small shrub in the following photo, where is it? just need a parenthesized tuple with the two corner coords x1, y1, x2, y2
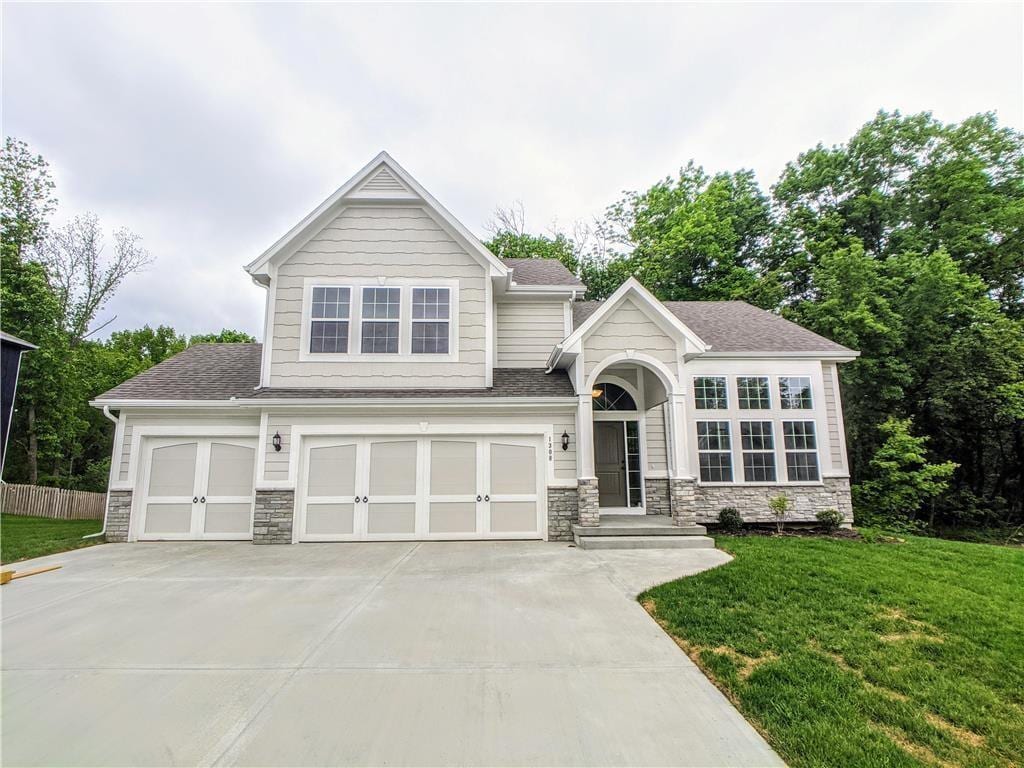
(718, 507, 743, 532)
(768, 494, 791, 533)
(816, 508, 844, 533)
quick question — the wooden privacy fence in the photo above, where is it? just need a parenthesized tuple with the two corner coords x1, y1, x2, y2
(1, 484, 106, 520)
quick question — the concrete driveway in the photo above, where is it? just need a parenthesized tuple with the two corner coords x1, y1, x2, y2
(1, 541, 782, 767)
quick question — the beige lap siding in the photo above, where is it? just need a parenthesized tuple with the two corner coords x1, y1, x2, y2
(645, 406, 668, 473)
(263, 410, 577, 484)
(495, 301, 567, 368)
(582, 299, 678, 381)
(270, 206, 488, 388)
(822, 362, 847, 472)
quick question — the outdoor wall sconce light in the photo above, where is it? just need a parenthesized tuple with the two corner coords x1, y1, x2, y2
(561, 431, 570, 451)
(272, 432, 282, 452)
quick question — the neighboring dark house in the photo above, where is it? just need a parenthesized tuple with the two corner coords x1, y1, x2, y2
(1, 331, 37, 475)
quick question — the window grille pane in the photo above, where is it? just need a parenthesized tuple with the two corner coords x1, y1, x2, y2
(310, 320, 348, 353)
(412, 288, 450, 320)
(311, 286, 350, 320)
(740, 421, 774, 450)
(779, 376, 813, 409)
(694, 377, 728, 409)
(737, 377, 771, 409)
(360, 321, 399, 353)
(699, 452, 733, 482)
(361, 287, 401, 319)
(697, 421, 730, 451)
(411, 321, 450, 354)
(743, 452, 777, 482)
(786, 452, 820, 481)
(783, 421, 817, 450)
(592, 383, 637, 412)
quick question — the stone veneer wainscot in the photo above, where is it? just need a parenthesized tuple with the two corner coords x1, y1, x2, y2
(104, 490, 133, 543)
(253, 489, 295, 544)
(694, 477, 853, 525)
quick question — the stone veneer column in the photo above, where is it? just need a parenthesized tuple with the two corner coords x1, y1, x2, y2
(104, 490, 133, 542)
(253, 490, 295, 544)
(669, 478, 697, 527)
(644, 478, 670, 516)
(547, 487, 580, 541)
(577, 478, 600, 527)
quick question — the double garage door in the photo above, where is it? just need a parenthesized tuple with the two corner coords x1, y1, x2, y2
(138, 438, 257, 540)
(298, 436, 544, 541)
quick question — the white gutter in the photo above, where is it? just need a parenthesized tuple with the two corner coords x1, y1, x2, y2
(84, 406, 119, 540)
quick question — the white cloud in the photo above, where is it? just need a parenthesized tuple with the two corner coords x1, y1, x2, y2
(3, 2, 1021, 338)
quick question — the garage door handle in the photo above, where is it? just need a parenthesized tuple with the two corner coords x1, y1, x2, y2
(354, 496, 360, 504)
(192, 496, 198, 504)
(476, 495, 482, 502)
(200, 497, 205, 503)
(362, 496, 368, 503)
(484, 495, 490, 502)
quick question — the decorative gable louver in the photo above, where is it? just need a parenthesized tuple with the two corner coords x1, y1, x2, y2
(359, 166, 407, 192)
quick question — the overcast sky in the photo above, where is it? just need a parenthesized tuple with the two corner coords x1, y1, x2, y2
(4, 2, 1022, 340)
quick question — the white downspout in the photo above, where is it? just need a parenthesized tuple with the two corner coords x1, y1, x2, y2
(83, 405, 119, 539)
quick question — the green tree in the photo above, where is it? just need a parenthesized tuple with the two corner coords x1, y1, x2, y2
(187, 329, 256, 345)
(854, 418, 956, 524)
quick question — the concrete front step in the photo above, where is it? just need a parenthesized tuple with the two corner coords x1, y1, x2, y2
(575, 535, 716, 550)
(572, 524, 708, 537)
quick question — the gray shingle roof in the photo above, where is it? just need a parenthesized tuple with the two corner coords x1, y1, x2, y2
(572, 300, 853, 354)
(246, 369, 575, 399)
(95, 344, 264, 401)
(502, 258, 584, 287)
(94, 345, 575, 401)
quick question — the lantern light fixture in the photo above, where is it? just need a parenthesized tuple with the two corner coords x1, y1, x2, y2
(272, 432, 282, 452)
(561, 430, 570, 451)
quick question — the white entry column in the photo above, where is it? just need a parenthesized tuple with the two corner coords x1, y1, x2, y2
(576, 393, 599, 526)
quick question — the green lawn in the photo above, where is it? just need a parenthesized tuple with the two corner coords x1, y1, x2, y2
(642, 533, 1024, 768)
(1, 515, 104, 564)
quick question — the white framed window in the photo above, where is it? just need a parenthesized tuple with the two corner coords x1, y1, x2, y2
(411, 287, 450, 354)
(694, 376, 728, 409)
(697, 421, 733, 482)
(779, 376, 813, 409)
(783, 421, 820, 481)
(740, 421, 776, 481)
(309, 286, 351, 354)
(737, 376, 771, 409)
(360, 286, 401, 354)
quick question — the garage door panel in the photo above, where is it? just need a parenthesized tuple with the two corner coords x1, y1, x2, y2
(148, 443, 198, 497)
(308, 444, 357, 497)
(306, 503, 355, 535)
(429, 441, 476, 496)
(429, 502, 477, 534)
(144, 503, 192, 534)
(490, 501, 537, 533)
(203, 503, 252, 534)
(367, 503, 416, 535)
(489, 443, 536, 495)
(207, 443, 256, 497)
(368, 441, 417, 496)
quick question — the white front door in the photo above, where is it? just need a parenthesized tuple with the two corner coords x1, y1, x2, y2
(138, 438, 256, 540)
(298, 435, 544, 542)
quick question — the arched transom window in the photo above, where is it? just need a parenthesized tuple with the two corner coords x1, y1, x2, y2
(592, 382, 637, 412)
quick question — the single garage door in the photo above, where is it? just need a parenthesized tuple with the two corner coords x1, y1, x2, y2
(138, 437, 257, 540)
(298, 435, 544, 541)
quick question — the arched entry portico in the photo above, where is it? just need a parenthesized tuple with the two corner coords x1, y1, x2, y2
(575, 353, 695, 528)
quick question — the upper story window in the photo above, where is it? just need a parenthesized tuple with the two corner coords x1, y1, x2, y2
(694, 376, 728, 409)
(779, 376, 813, 409)
(411, 288, 450, 354)
(309, 286, 351, 353)
(360, 287, 401, 354)
(592, 383, 637, 412)
(737, 376, 771, 409)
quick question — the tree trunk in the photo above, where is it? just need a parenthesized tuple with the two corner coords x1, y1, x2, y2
(27, 405, 38, 485)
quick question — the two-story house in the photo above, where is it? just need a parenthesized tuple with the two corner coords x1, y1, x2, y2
(92, 152, 857, 548)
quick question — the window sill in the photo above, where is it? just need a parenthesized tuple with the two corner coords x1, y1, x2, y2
(297, 352, 460, 363)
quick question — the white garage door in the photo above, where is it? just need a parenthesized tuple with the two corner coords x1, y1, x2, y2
(138, 438, 257, 540)
(299, 435, 544, 541)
